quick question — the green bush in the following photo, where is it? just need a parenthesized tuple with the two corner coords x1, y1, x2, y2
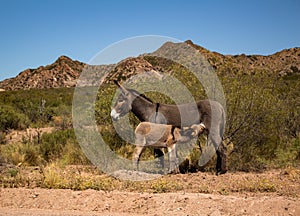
(0, 142, 41, 166)
(0, 131, 6, 145)
(0, 105, 29, 131)
(222, 74, 300, 170)
(0, 88, 73, 128)
(38, 129, 75, 162)
(61, 142, 90, 165)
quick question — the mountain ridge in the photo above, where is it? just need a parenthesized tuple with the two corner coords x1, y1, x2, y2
(0, 55, 86, 90)
(0, 41, 299, 91)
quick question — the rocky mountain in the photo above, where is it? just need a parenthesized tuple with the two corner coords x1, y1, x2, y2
(0, 56, 86, 90)
(0, 41, 299, 91)
(102, 56, 164, 84)
(185, 40, 300, 76)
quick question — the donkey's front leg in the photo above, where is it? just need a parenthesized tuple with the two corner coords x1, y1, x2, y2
(154, 148, 165, 173)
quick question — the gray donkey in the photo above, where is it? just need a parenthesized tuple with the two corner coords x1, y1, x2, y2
(111, 82, 227, 174)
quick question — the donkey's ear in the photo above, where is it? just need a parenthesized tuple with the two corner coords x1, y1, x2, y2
(114, 80, 120, 87)
(114, 80, 129, 95)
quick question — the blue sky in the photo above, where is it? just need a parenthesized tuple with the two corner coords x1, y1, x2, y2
(0, 0, 299, 81)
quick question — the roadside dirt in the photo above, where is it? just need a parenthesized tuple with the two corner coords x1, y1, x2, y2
(0, 187, 299, 216)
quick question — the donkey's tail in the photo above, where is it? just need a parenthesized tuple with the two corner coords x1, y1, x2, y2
(220, 105, 226, 140)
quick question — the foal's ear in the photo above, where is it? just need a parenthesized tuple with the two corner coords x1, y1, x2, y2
(181, 127, 195, 137)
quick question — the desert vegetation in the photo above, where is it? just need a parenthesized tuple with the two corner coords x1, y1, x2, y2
(1, 67, 299, 172)
(0, 46, 299, 192)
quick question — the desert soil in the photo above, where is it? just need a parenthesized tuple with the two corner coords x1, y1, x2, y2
(1, 170, 300, 216)
(0, 187, 299, 216)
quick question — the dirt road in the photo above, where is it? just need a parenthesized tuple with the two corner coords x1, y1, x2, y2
(1, 187, 299, 216)
(1, 167, 300, 215)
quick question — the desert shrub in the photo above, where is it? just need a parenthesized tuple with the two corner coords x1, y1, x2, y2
(51, 104, 72, 129)
(269, 137, 300, 168)
(36, 129, 89, 165)
(22, 143, 42, 166)
(0, 88, 73, 128)
(38, 129, 76, 162)
(223, 73, 300, 171)
(0, 142, 41, 166)
(42, 162, 68, 189)
(0, 105, 29, 131)
(61, 141, 90, 165)
(0, 131, 6, 145)
(0, 129, 90, 166)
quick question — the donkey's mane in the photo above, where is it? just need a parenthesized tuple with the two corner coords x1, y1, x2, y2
(128, 89, 154, 103)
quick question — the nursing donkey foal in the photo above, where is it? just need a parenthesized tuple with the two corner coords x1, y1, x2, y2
(133, 122, 206, 174)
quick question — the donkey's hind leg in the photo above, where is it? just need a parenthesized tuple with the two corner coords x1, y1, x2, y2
(210, 132, 227, 175)
(216, 141, 227, 175)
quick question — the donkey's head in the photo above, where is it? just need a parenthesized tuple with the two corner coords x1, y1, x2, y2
(110, 81, 136, 121)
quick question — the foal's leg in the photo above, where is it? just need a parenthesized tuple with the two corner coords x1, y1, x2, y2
(132, 146, 144, 170)
(167, 144, 179, 174)
(132, 135, 146, 171)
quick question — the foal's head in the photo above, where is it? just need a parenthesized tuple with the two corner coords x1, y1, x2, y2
(182, 123, 206, 138)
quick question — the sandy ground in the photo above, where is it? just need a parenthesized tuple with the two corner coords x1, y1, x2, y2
(1, 162, 300, 215)
(0, 187, 299, 216)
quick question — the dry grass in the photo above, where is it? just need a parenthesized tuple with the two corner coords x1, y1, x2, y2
(0, 164, 299, 197)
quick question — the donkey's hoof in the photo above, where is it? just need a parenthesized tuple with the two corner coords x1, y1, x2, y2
(168, 168, 180, 175)
(216, 169, 227, 175)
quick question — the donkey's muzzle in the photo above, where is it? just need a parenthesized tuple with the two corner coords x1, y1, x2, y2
(110, 109, 120, 121)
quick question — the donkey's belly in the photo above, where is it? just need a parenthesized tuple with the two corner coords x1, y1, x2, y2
(148, 142, 167, 148)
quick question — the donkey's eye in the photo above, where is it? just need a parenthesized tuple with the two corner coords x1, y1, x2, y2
(118, 99, 125, 102)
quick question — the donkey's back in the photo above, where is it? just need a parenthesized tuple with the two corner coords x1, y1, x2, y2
(156, 99, 225, 131)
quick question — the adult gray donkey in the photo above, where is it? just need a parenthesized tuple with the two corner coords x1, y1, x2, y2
(111, 82, 227, 175)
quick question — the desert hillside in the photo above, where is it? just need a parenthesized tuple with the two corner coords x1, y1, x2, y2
(1, 40, 299, 90)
